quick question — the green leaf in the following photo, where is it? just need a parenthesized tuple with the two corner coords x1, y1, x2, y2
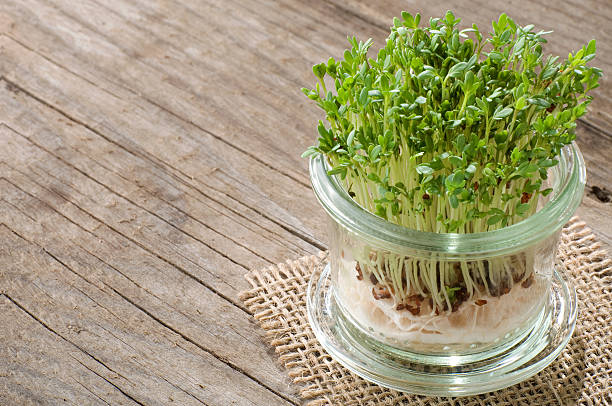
(511, 147, 521, 163)
(487, 214, 504, 225)
(416, 164, 434, 175)
(370, 145, 382, 161)
(445, 286, 461, 302)
(449, 155, 463, 167)
(494, 131, 508, 145)
(353, 155, 367, 164)
(417, 70, 435, 81)
(401, 11, 414, 26)
(526, 97, 550, 108)
(327, 166, 346, 177)
(512, 36, 525, 54)
(516, 203, 530, 216)
(347, 130, 356, 147)
(464, 70, 475, 90)
(538, 158, 558, 168)
(301, 147, 319, 158)
(312, 63, 326, 80)
(446, 62, 468, 79)
(359, 87, 369, 107)
(456, 134, 466, 152)
(429, 157, 445, 171)
(445, 172, 466, 191)
(493, 106, 513, 120)
(586, 39, 596, 57)
(541, 188, 553, 196)
(317, 121, 329, 139)
(367, 172, 380, 182)
(488, 51, 504, 63)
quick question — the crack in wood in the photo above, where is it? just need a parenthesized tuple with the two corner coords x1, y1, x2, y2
(4, 121, 256, 273)
(1, 223, 293, 405)
(1, 199, 38, 223)
(75, 147, 278, 265)
(105, 285, 299, 406)
(1, 173, 249, 314)
(1, 293, 146, 406)
(578, 119, 612, 141)
(1, 76, 326, 252)
(70, 239, 252, 348)
(2, 29, 311, 190)
(155, 373, 209, 406)
(73, 378, 113, 406)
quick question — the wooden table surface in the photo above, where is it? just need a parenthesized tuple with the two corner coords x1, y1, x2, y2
(0, 0, 610, 404)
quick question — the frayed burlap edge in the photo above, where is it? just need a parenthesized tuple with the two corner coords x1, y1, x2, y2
(240, 217, 611, 405)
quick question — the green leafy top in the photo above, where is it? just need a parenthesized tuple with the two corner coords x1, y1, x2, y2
(302, 11, 601, 233)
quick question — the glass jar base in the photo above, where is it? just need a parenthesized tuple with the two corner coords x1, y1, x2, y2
(306, 263, 577, 396)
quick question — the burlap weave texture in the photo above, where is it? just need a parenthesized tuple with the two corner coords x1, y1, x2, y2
(241, 218, 611, 405)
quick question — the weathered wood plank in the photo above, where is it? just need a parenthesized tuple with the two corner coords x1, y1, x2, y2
(1, 0, 610, 248)
(0, 295, 140, 406)
(0, 32, 324, 248)
(0, 124, 299, 403)
(0, 220, 294, 406)
(0, 77, 312, 297)
(576, 197, 612, 246)
(0, 29, 326, 250)
(1, 0, 378, 185)
(0, 0, 326, 239)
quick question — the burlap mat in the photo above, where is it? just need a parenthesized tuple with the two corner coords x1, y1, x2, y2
(240, 217, 611, 405)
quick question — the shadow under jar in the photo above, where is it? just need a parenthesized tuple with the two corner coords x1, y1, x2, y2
(309, 143, 585, 367)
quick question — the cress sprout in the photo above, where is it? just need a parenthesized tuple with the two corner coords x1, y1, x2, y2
(303, 11, 600, 232)
(303, 12, 600, 314)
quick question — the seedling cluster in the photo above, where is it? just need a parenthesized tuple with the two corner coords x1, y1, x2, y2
(303, 12, 600, 233)
(303, 12, 600, 314)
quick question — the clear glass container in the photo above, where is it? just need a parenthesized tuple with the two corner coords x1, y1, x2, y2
(307, 143, 585, 394)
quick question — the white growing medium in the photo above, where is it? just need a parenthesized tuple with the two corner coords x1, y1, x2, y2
(338, 257, 547, 345)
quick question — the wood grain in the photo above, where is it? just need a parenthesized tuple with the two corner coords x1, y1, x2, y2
(0, 123, 299, 402)
(0, 293, 140, 406)
(0, 0, 610, 404)
(0, 224, 292, 405)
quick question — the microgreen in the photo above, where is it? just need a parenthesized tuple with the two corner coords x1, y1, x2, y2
(303, 11, 601, 233)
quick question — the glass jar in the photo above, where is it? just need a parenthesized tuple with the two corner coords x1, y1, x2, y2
(307, 143, 584, 393)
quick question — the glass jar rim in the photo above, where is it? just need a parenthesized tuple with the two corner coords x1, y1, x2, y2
(309, 143, 586, 256)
